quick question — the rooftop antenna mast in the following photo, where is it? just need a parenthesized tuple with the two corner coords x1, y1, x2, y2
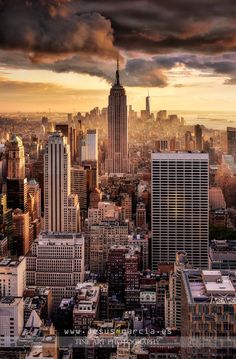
(115, 52, 120, 86)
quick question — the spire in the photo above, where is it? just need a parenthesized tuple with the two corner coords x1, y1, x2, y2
(115, 53, 120, 86)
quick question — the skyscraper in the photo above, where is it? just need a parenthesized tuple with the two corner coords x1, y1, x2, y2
(107, 57, 129, 174)
(6, 134, 25, 179)
(81, 129, 98, 162)
(81, 129, 98, 191)
(6, 134, 28, 212)
(12, 209, 30, 256)
(194, 124, 203, 151)
(227, 127, 236, 160)
(55, 113, 77, 163)
(151, 152, 209, 269)
(44, 132, 80, 232)
(146, 93, 151, 118)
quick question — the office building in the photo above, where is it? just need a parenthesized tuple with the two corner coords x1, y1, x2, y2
(106, 58, 129, 174)
(89, 220, 129, 276)
(27, 179, 41, 221)
(107, 245, 129, 297)
(151, 152, 209, 269)
(181, 269, 236, 358)
(227, 127, 236, 160)
(56, 114, 77, 163)
(136, 202, 146, 229)
(0, 257, 26, 297)
(81, 129, 98, 162)
(12, 209, 30, 256)
(83, 161, 98, 192)
(88, 201, 121, 226)
(165, 251, 189, 330)
(89, 188, 102, 208)
(0, 235, 8, 257)
(67, 194, 80, 232)
(194, 124, 203, 151)
(128, 234, 149, 270)
(209, 187, 226, 210)
(0, 296, 24, 347)
(68, 113, 77, 163)
(26, 232, 85, 308)
(125, 247, 141, 309)
(6, 134, 25, 179)
(71, 165, 87, 210)
(121, 193, 132, 222)
(146, 94, 151, 118)
(7, 177, 28, 212)
(0, 193, 13, 251)
(155, 140, 169, 152)
(44, 132, 80, 233)
(185, 131, 194, 151)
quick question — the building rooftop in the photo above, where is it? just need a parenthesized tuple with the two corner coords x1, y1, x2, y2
(183, 269, 236, 304)
(73, 282, 99, 315)
(37, 232, 84, 246)
(0, 257, 24, 267)
(0, 296, 22, 306)
(152, 152, 209, 160)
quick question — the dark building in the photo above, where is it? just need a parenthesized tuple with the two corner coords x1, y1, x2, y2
(0, 193, 13, 252)
(194, 124, 203, 151)
(227, 127, 236, 160)
(7, 178, 27, 212)
(107, 246, 128, 298)
(125, 249, 141, 309)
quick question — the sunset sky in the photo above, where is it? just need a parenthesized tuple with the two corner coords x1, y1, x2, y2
(1, 0, 236, 112)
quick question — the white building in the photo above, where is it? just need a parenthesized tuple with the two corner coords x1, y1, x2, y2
(81, 129, 98, 162)
(0, 297, 24, 347)
(44, 132, 80, 232)
(26, 232, 85, 308)
(88, 201, 121, 226)
(0, 257, 26, 297)
(151, 152, 209, 269)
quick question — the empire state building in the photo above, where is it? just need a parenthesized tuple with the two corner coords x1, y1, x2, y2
(106, 58, 129, 174)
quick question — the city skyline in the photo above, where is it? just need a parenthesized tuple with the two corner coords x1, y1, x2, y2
(1, 1, 236, 113)
(1, 2, 236, 357)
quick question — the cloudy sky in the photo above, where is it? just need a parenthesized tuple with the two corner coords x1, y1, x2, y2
(1, 0, 236, 112)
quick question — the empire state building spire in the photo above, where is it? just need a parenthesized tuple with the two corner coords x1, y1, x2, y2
(106, 56, 129, 174)
(115, 53, 120, 86)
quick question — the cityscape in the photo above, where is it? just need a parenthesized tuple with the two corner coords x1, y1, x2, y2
(1, 1, 236, 359)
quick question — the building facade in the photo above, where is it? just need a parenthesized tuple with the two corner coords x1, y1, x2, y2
(151, 152, 209, 269)
(106, 60, 129, 174)
(44, 132, 80, 232)
(26, 232, 85, 308)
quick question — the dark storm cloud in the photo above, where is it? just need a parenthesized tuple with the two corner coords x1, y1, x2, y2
(1, 0, 236, 86)
(0, 0, 116, 59)
(76, 0, 236, 54)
